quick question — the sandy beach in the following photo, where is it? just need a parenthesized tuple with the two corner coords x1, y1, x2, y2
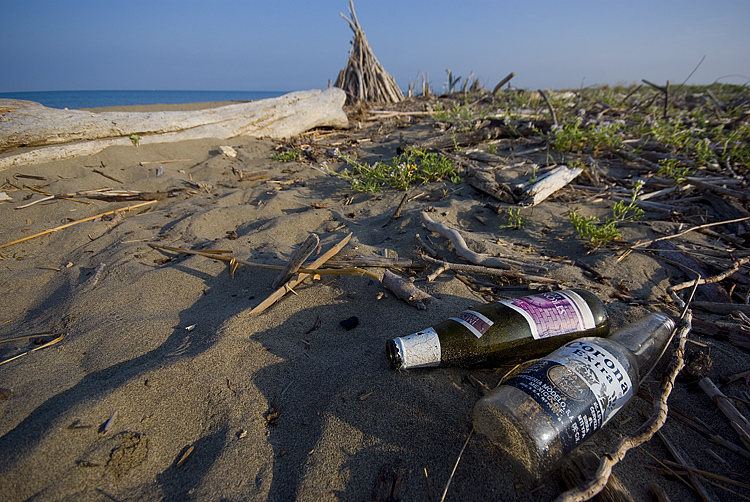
(1, 93, 749, 502)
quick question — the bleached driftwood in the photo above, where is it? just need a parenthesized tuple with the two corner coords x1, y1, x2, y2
(382, 269, 437, 310)
(0, 88, 348, 169)
(420, 211, 511, 269)
(516, 165, 582, 206)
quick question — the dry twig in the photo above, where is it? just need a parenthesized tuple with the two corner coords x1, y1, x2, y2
(382, 269, 437, 310)
(421, 212, 510, 269)
(440, 428, 474, 502)
(420, 253, 556, 284)
(148, 241, 378, 281)
(669, 256, 750, 292)
(619, 215, 750, 261)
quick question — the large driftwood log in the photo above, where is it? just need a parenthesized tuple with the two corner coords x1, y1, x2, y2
(0, 88, 348, 169)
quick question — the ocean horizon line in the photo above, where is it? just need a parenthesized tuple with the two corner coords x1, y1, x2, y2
(0, 89, 294, 110)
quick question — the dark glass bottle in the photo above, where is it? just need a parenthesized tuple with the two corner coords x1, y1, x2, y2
(386, 289, 609, 370)
(472, 313, 675, 479)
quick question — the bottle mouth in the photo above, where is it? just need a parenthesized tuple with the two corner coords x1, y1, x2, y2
(385, 339, 403, 370)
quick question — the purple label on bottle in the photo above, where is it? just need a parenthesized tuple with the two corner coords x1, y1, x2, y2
(450, 310, 494, 338)
(500, 290, 594, 340)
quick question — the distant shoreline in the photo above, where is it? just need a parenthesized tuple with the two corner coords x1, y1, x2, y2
(0, 89, 289, 110)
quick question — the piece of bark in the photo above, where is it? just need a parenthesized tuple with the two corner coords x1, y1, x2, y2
(420, 211, 510, 269)
(465, 168, 516, 203)
(249, 233, 352, 315)
(411, 118, 553, 150)
(517, 165, 582, 206)
(699, 377, 750, 451)
(382, 269, 436, 310)
(0, 88, 348, 168)
(700, 192, 750, 234)
(272, 233, 320, 289)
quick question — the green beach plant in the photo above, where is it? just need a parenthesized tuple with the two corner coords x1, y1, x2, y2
(552, 117, 625, 154)
(569, 180, 645, 248)
(657, 158, 692, 185)
(499, 207, 527, 230)
(272, 147, 301, 162)
(331, 147, 461, 193)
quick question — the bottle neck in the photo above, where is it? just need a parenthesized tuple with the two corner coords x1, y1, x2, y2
(610, 313, 675, 380)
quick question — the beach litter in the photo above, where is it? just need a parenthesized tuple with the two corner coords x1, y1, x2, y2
(0, 18, 749, 500)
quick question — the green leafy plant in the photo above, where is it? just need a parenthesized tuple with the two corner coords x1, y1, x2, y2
(433, 102, 475, 131)
(446, 69, 462, 93)
(529, 165, 539, 185)
(657, 158, 692, 185)
(332, 147, 461, 192)
(130, 134, 141, 147)
(499, 207, 527, 230)
(450, 128, 462, 152)
(272, 148, 301, 162)
(552, 118, 586, 152)
(552, 118, 625, 154)
(569, 181, 645, 248)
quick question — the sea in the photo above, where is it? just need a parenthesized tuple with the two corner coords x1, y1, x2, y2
(0, 90, 289, 110)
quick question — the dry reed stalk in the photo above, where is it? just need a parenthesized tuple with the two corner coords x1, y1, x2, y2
(272, 233, 320, 289)
(0, 199, 158, 250)
(147, 241, 378, 281)
(250, 232, 354, 315)
(0, 333, 65, 367)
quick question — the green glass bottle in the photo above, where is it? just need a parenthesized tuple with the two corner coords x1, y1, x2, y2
(472, 313, 675, 479)
(386, 289, 609, 370)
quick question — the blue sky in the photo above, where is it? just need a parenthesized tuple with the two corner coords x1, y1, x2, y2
(1, 0, 748, 93)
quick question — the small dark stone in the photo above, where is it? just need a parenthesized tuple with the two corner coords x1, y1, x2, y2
(0, 388, 12, 401)
(340, 316, 359, 330)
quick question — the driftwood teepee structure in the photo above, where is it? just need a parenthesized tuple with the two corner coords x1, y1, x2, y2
(334, 1, 404, 105)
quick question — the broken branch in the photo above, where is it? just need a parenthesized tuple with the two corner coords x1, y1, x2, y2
(420, 212, 510, 269)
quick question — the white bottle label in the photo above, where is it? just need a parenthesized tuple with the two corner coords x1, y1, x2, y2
(500, 290, 595, 340)
(394, 328, 442, 368)
(506, 340, 633, 453)
(449, 310, 494, 338)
